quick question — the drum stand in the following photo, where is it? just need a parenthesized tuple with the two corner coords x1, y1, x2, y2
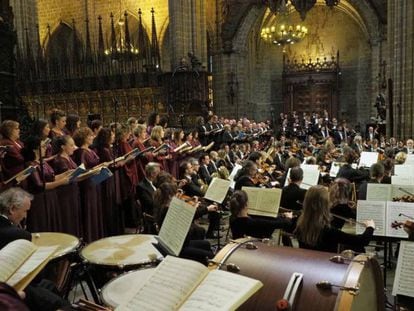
(65, 261, 102, 305)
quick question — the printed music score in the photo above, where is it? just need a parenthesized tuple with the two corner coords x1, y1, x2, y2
(204, 178, 231, 204)
(356, 200, 414, 238)
(392, 241, 414, 298)
(0, 239, 57, 291)
(116, 256, 262, 311)
(229, 164, 242, 190)
(356, 201, 386, 236)
(358, 152, 378, 168)
(242, 187, 282, 218)
(157, 197, 196, 256)
(367, 184, 414, 201)
(284, 167, 319, 190)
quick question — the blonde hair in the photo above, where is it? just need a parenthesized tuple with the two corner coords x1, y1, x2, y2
(150, 125, 164, 142)
(295, 185, 331, 246)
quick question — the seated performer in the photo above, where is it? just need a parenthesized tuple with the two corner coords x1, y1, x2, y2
(329, 178, 356, 229)
(0, 188, 70, 311)
(229, 190, 293, 240)
(234, 160, 261, 190)
(358, 163, 384, 200)
(137, 162, 161, 216)
(154, 182, 215, 264)
(280, 167, 306, 211)
(295, 185, 375, 253)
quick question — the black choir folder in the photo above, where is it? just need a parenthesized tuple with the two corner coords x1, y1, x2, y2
(116, 255, 263, 311)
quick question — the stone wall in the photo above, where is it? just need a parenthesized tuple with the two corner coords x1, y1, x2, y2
(388, 0, 414, 139)
(210, 0, 384, 126)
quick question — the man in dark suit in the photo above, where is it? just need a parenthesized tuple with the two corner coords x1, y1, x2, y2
(280, 167, 307, 211)
(358, 163, 384, 200)
(199, 154, 213, 185)
(0, 188, 32, 249)
(0, 188, 70, 311)
(136, 162, 161, 216)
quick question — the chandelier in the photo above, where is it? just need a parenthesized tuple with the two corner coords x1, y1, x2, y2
(264, 0, 340, 20)
(261, 0, 308, 51)
(104, 11, 139, 57)
(261, 24, 308, 47)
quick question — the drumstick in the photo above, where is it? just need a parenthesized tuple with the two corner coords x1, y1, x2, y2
(398, 187, 414, 196)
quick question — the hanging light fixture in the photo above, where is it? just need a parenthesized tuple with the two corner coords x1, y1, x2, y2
(261, 0, 308, 52)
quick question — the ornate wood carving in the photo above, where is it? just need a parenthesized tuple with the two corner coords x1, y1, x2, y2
(282, 53, 341, 118)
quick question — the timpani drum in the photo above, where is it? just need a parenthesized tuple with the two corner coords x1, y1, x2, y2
(101, 268, 156, 308)
(80, 234, 163, 287)
(31, 232, 81, 291)
(211, 238, 385, 311)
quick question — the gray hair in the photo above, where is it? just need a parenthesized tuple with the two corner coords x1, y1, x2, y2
(145, 162, 161, 176)
(0, 188, 33, 215)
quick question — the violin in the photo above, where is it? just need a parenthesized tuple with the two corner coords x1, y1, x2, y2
(391, 220, 414, 231)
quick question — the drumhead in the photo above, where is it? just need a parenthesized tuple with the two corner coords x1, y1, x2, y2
(80, 234, 163, 267)
(32, 232, 80, 260)
(101, 268, 156, 308)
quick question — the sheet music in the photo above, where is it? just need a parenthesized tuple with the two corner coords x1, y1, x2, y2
(7, 246, 57, 286)
(356, 200, 386, 236)
(386, 202, 414, 238)
(367, 184, 392, 201)
(301, 168, 320, 190)
(0, 240, 35, 282)
(204, 178, 231, 203)
(300, 164, 319, 171)
(391, 175, 414, 186)
(404, 154, 414, 165)
(243, 187, 282, 218)
(392, 241, 414, 297)
(329, 162, 342, 177)
(180, 270, 263, 311)
(116, 256, 208, 311)
(394, 165, 414, 177)
(229, 164, 242, 181)
(358, 152, 378, 168)
(158, 197, 196, 256)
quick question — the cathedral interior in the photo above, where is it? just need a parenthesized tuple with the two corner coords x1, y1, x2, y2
(2, 0, 412, 137)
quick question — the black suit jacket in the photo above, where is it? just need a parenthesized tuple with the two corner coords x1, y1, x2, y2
(234, 175, 258, 191)
(280, 183, 306, 211)
(199, 165, 212, 185)
(136, 179, 156, 215)
(0, 216, 32, 249)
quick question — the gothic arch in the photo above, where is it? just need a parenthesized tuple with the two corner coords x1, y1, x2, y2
(44, 21, 83, 62)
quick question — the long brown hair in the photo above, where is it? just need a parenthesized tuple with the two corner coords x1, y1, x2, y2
(295, 185, 331, 246)
(229, 190, 248, 218)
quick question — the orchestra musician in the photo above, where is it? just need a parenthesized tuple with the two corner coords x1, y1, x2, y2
(295, 185, 375, 253)
(234, 160, 261, 190)
(358, 163, 384, 200)
(329, 178, 356, 229)
(229, 190, 293, 239)
(0, 188, 70, 311)
(154, 182, 215, 264)
(280, 167, 306, 211)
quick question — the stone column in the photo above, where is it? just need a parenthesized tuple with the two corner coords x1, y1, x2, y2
(168, 0, 207, 70)
(388, 0, 414, 139)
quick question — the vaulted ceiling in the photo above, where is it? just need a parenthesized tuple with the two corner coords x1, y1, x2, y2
(366, 0, 387, 24)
